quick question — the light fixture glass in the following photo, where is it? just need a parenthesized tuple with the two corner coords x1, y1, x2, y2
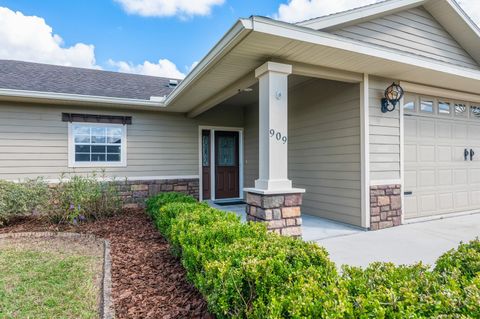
(381, 82, 404, 113)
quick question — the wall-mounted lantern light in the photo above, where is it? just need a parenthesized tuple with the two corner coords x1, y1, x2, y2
(381, 82, 404, 113)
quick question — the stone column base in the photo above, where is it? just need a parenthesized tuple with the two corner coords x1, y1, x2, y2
(245, 191, 303, 237)
(370, 184, 402, 230)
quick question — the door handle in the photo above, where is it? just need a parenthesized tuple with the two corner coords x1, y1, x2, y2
(471, 149, 475, 161)
(465, 149, 469, 161)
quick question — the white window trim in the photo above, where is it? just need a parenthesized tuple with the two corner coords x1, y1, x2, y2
(68, 122, 127, 168)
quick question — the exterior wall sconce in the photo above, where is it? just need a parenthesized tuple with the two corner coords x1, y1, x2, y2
(381, 82, 404, 113)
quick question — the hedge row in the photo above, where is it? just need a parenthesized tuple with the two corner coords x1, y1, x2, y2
(147, 193, 480, 319)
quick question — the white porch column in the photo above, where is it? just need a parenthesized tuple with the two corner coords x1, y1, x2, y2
(244, 62, 304, 237)
(254, 61, 293, 191)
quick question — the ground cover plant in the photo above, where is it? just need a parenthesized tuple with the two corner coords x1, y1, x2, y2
(148, 192, 480, 319)
(0, 237, 103, 319)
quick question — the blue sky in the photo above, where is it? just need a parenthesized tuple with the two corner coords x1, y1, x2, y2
(0, 0, 281, 77)
(0, 0, 478, 78)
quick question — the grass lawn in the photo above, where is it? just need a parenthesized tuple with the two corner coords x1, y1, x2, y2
(0, 238, 102, 319)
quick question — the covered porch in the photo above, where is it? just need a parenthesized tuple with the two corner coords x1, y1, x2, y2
(194, 61, 366, 236)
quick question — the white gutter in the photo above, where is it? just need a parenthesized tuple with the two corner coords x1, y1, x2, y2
(0, 88, 166, 109)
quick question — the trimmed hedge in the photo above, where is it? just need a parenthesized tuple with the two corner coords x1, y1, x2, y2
(147, 193, 480, 318)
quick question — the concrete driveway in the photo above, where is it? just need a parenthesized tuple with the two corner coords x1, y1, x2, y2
(315, 213, 480, 268)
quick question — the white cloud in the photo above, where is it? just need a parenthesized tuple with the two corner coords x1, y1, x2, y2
(274, 0, 382, 23)
(114, 0, 225, 18)
(274, 0, 480, 25)
(186, 61, 199, 73)
(108, 59, 187, 79)
(0, 7, 98, 68)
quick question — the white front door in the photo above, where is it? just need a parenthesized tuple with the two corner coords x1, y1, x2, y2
(404, 102, 480, 219)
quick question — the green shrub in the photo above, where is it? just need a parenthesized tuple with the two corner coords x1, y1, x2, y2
(0, 178, 49, 225)
(49, 173, 121, 224)
(148, 193, 480, 319)
(151, 199, 351, 318)
(146, 192, 196, 216)
(435, 239, 480, 282)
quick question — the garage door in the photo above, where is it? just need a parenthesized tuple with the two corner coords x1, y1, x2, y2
(404, 96, 480, 219)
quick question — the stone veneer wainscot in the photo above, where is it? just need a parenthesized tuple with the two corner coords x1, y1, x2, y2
(245, 192, 303, 237)
(370, 184, 402, 230)
(117, 179, 199, 209)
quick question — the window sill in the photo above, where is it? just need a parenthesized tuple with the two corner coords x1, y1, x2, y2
(68, 162, 127, 168)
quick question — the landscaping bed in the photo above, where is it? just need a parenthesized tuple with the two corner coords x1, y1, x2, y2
(0, 211, 210, 319)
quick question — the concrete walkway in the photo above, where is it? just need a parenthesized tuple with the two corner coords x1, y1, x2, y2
(208, 202, 479, 268)
(208, 201, 361, 241)
(316, 213, 480, 268)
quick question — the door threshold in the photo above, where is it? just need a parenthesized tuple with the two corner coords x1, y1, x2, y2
(213, 198, 245, 206)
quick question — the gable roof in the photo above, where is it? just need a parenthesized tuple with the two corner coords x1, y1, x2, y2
(297, 0, 426, 29)
(0, 60, 177, 100)
(297, 0, 480, 65)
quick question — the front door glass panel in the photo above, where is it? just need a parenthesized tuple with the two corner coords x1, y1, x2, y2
(217, 136, 236, 166)
(202, 133, 210, 167)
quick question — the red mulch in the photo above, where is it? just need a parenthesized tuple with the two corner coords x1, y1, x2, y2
(0, 211, 212, 319)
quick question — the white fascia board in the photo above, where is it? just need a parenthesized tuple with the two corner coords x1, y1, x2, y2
(0, 88, 166, 109)
(164, 19, 253, 106)
(445, 0, 480, 38)
(425, 0, 480, 65)
(251, 16, 480, 82)
(297, 0, 426, 30)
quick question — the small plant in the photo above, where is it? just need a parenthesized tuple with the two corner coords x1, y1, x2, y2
(49, 172, 121, 224)
(0, 178, 49, 226)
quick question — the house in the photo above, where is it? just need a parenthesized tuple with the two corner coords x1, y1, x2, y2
(1, 0, 480, 235)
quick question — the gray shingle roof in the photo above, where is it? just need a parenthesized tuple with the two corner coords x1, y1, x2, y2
(0, 60, 178, 100)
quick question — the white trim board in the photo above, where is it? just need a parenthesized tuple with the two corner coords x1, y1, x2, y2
(401, 81, 480, 104)
(370, 179, 402, 186)
(360, 73, 371, 229)
(7, 175, 200, 184)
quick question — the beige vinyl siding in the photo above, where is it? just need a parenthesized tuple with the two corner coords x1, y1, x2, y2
(0, 102, 243, 180)
(328, 7, 479, 70)
(369, 76, 401, 182)
(289, 79, 362, 226)
(243, 103, 259, 188)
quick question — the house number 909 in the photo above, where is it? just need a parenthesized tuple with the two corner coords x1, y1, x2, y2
(269, 129, 288, 144)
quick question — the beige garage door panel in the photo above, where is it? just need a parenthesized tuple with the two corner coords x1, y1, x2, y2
(405, 115, 480, 219)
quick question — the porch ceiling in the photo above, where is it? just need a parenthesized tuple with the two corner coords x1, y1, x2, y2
(166, 16, 480, 115)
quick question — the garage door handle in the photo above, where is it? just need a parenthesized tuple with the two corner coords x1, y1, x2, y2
(471, 149, 475, 161)
(465, 149, 469, 161)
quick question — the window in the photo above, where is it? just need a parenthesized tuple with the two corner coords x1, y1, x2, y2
(403, 95, 416, 112)
(455, 103, 468, 117)
(438, 101, 451, 115)
(69, 123, 126, 167)
(420, 99, 434, 113)
(471, 106, 480, 119)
